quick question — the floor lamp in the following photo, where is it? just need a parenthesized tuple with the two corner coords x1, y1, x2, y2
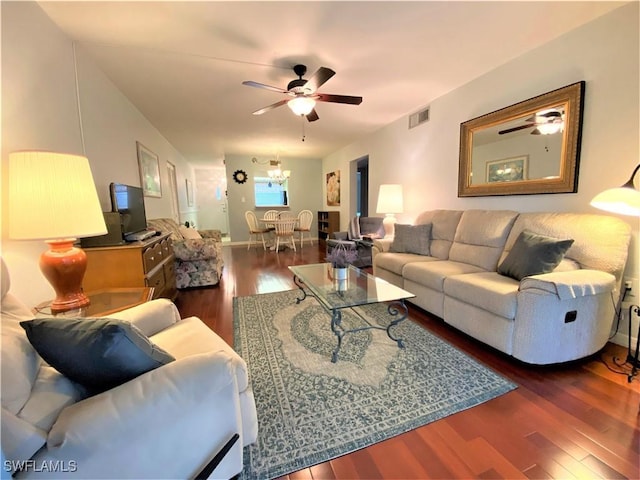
(376, 184, 404, 238)
(591, 164, 640, 381)
(9, 151, 107, 314)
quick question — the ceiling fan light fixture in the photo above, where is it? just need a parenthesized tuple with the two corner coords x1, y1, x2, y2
(288, 96, 316, 116)
(537, 122, 563, 135)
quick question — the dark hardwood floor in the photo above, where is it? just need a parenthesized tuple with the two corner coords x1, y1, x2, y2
(175, 244, 640, 480)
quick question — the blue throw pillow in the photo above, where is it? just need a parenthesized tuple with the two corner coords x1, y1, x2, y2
(497, 229, 574, 281)
(20, 317, 175, 393)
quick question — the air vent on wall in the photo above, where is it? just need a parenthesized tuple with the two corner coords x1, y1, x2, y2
(408, 107, 430, 129)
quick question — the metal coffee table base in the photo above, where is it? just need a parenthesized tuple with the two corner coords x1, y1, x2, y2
(293, 275, 408, 363)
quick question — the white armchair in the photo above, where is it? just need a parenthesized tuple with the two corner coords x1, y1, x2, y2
(1, 259, 257, 479)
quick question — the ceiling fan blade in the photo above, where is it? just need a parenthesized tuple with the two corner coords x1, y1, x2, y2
(306, 109, 319, 122)
(316, 93, 363, 105)
(304, 67, 335, 92)
(498, 123, 535, 135)
(252, 99, 289, 116)
(242, 80, 288, 94)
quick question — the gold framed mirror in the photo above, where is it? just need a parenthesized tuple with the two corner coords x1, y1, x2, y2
(458, 81, 585, 197)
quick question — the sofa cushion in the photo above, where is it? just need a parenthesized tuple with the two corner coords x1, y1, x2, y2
(178, 224, 202, 240)
(498, 230, 574, 281)
(151, 317, 250, 392)
(413, 210, 463, 259)
(147, 218, 185, 243)
(374, 252, 437, 276)
(20, 318, 175, 393)
(449, 210, 519, 271)
(1, 319, 40, 415)
(1, 408, 48, 475)
(17, 364, 87, 431)
(403, 260, 485, 293)
(444, 272, 519, 319)
(390, 223, 432, 255)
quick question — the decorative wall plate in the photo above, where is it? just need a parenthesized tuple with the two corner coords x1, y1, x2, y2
(233, 170, 248, 184)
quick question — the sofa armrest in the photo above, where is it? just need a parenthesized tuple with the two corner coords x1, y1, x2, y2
(109, 298, 181, 337)
(43, 353, 245, 479)
(372, 238, 393, 255)
(173, 239, 220, 261)
(198, 229, 222, 241)
(514, 270, 617, 364)
(519, 270, 616, 301)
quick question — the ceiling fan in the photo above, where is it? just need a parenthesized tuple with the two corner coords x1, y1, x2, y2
(242, 64, 363, 122)
(498, 109, 564, 136)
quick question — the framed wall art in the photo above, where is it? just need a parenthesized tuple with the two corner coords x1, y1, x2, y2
(137, 141, 162, 197)
(485, 155, 529, 183)
(326, 170, 340, 206)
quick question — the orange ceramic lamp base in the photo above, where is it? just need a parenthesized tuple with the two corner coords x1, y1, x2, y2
(40, 239, 90, 314)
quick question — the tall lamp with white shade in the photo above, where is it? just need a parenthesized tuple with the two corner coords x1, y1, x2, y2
(9, 151, 107, 314)
(376, 184, 404, 238)
(590, 164, 640, 381)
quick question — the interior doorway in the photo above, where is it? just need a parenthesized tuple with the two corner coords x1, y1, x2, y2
(194, 167, 230, 237)
(353, 156, 369, 217)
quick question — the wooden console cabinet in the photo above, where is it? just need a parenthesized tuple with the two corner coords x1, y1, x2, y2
(317, 211, 340, 243)
(83, 233, 177, 300)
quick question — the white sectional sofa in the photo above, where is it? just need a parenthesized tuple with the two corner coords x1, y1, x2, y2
(372, 209, 631, 365)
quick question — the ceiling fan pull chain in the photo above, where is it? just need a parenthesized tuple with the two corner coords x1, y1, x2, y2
(301, 116, 306, 142)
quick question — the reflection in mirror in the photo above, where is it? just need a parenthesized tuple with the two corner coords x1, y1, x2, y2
(459, 82, 585, 196)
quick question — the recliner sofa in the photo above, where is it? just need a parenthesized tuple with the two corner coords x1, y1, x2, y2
(373, 209, 631, 365)
(147, 218, 224, 288)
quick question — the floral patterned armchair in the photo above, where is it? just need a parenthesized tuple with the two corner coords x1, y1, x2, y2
(147, 218, 224, 288)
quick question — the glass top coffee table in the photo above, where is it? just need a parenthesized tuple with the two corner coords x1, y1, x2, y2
(288, 263, 415, 362)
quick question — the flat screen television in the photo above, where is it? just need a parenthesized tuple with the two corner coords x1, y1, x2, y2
(109, 183, 148, 236)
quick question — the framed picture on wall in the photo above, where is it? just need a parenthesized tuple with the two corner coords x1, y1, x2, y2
(186, 179, 194, 206)
(485, 155, 529, 183)
(137, 142, 162, 197)
(326, 170, 340, 206)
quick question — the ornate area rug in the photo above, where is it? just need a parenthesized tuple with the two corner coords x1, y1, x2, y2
(233, 289, 516, 479)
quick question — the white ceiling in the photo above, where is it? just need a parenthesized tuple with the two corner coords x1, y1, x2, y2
(38, 1, 624, 167)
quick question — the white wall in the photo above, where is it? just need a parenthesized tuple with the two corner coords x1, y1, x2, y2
(323, 3, 639, 345)
(1, 2, 196, 305)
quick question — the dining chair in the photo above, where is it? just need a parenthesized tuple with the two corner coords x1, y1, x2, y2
(245, 211, 269, 250)
(295, 210, 314, 248)
(263, 210, 279, 230)
(278, 211, 296, 219)
(273, 217, 297, 252)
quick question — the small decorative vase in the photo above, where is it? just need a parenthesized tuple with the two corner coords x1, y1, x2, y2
(333, 267, 348, 281)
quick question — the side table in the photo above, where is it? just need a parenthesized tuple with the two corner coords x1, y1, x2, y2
(35, 287, 154, 318)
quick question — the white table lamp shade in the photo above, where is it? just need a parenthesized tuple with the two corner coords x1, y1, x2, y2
(376, 184, 403, 238)
(376, 184, 404, 214)
(9, 151, 107, 240)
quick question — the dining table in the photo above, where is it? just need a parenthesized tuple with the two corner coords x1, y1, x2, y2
(259, 216, 299, 251)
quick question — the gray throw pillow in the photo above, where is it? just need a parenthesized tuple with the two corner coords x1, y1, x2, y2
(20, 317, 175, 393)
(390, 223, 432, 255)
(497, 229, 574, 281)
